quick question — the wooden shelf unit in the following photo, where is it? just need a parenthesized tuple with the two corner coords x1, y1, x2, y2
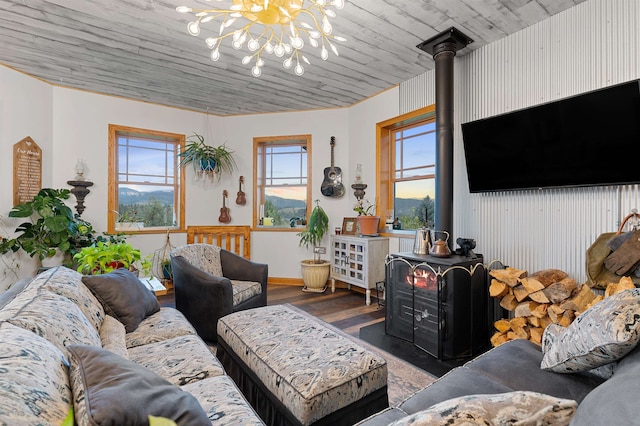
(330, 235, 389, 305)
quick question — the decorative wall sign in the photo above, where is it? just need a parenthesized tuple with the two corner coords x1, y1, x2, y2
(13, 137, 42, 206)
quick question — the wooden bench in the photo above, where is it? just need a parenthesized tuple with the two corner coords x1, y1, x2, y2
(186, 225, 251, 259)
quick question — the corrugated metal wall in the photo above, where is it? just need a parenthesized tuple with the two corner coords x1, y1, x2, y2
(399, 0, 640, 283)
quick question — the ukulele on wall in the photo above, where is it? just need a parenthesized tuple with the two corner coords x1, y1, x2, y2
(236, 176, 246, 205)
(218, 190, 231, 223)
(320, 136, 345, 198)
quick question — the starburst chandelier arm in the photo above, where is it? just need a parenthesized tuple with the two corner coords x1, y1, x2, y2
(176, 0, 347, 76)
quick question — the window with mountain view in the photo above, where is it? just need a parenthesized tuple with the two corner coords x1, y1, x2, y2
(254, 135, 311, 230)
(108, 125, 185, 234)
(377, 106, 436, 231)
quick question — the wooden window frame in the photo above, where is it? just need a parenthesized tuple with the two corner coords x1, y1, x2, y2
(108, 124, 186, 234)
(253, 134, 312, 231)
(376, 105, 436, 232)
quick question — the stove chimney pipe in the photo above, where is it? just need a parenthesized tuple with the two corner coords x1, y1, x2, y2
(417, 27, 473, 249)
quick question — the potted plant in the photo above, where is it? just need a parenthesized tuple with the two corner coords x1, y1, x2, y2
(0, 188, 77, 265)
(178, 133, 237, 180)
(297, 199, 330, 292)
(161, 258, 172, 280)
(354, 198, 380, 236)
(74, 241, 152, 276)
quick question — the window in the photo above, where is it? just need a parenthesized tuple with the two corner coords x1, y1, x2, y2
(108, 125, 185, 234)
(254, 135, 311, 230)
(377, 106, 436, 231)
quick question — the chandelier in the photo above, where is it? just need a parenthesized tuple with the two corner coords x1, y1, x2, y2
(176, 0, 346, 77)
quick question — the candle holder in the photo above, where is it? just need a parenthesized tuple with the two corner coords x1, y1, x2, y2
(67, 180, 94, 215)
(351, 183, 367, 200)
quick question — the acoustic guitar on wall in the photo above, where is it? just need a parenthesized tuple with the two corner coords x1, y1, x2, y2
(320, 136, 345, 198)
(219, 190, 231, 223)
(236, 176, 246, 205)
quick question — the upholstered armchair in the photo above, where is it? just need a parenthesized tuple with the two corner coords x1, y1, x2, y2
(170, 244, 268, 342)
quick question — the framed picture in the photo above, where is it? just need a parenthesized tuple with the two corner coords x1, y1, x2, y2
(342, 217, 358, 235)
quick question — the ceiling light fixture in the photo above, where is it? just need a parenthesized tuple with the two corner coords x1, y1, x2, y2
(176, 0, 346, 77)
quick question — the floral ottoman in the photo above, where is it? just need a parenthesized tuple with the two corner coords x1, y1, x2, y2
(216, 304, 388, 426)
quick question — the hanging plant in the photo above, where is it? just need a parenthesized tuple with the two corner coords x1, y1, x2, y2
(178, 133, 236, 180)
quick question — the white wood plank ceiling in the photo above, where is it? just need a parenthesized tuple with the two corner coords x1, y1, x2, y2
(0, 0, 585, 116)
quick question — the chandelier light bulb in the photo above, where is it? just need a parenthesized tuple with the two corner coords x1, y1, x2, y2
(322, 18, 332, 34)
(187, 21, 200, 36)
(248, 39, 260, 51)
(291, 37, 304, 49)
(177, 0, 347, 76)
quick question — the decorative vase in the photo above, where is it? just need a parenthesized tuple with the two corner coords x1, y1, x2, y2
(358, 216, 380, 236)
(300, 260, 330, 293)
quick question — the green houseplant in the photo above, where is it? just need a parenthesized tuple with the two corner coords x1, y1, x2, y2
(74, 241, 151, 276)
(178, 133, 236, 179)
(0, 188, 77, 263)
(297, 199, 330, 292)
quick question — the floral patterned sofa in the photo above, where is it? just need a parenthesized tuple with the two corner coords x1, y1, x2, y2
(0, 266, 264, 425)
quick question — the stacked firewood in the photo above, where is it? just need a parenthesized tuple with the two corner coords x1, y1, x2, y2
(489, 267, 636, 347)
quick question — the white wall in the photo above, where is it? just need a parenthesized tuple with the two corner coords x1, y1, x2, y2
(0, 65, 401, 289)
(0, 67, 54, 285)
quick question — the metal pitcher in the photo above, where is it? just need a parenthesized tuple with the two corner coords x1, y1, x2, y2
(413, 228, 432, 255)
(430, 230, 451, 257)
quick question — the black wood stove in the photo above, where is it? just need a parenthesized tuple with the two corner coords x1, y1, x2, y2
(385, 252, 490, 360)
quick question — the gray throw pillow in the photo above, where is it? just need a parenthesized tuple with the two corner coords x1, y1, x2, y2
(67, 345, 210, 426)
(82, 269, 160, 332)
(541, 288, 640, 373)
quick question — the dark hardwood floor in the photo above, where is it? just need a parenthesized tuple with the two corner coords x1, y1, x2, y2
(159, 284, 465, 376)
(159, 284, 384, 338)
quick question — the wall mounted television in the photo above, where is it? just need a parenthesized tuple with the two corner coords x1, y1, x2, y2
(461, 80, 640, 193)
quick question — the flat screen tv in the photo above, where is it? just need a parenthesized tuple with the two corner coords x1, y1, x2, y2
(461, 80, 640, 193)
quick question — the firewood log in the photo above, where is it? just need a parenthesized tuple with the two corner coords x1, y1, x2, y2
(604, 276, 636, 298)
(543, 278, 577, 304)
(509, 316, 528, 329)
(559, 310, 576, 327)
(489, 268, 528, 287)
(530, 303, 549, 318)
(514, 301, 539, 318)
(491, 331, 509, 347)
(559, 284, 595, 312)
(500, 293, 519, 311)
(528, 316, 541, 327)
(489, 279, 510, 298)
(528, 289, 551, 304)
(513, 284, 531, 302)
(529, 269, 569, 286)
(520, 277, 545, 293)
(494, 318, 512, 333)
(529, 327, 544, 345)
